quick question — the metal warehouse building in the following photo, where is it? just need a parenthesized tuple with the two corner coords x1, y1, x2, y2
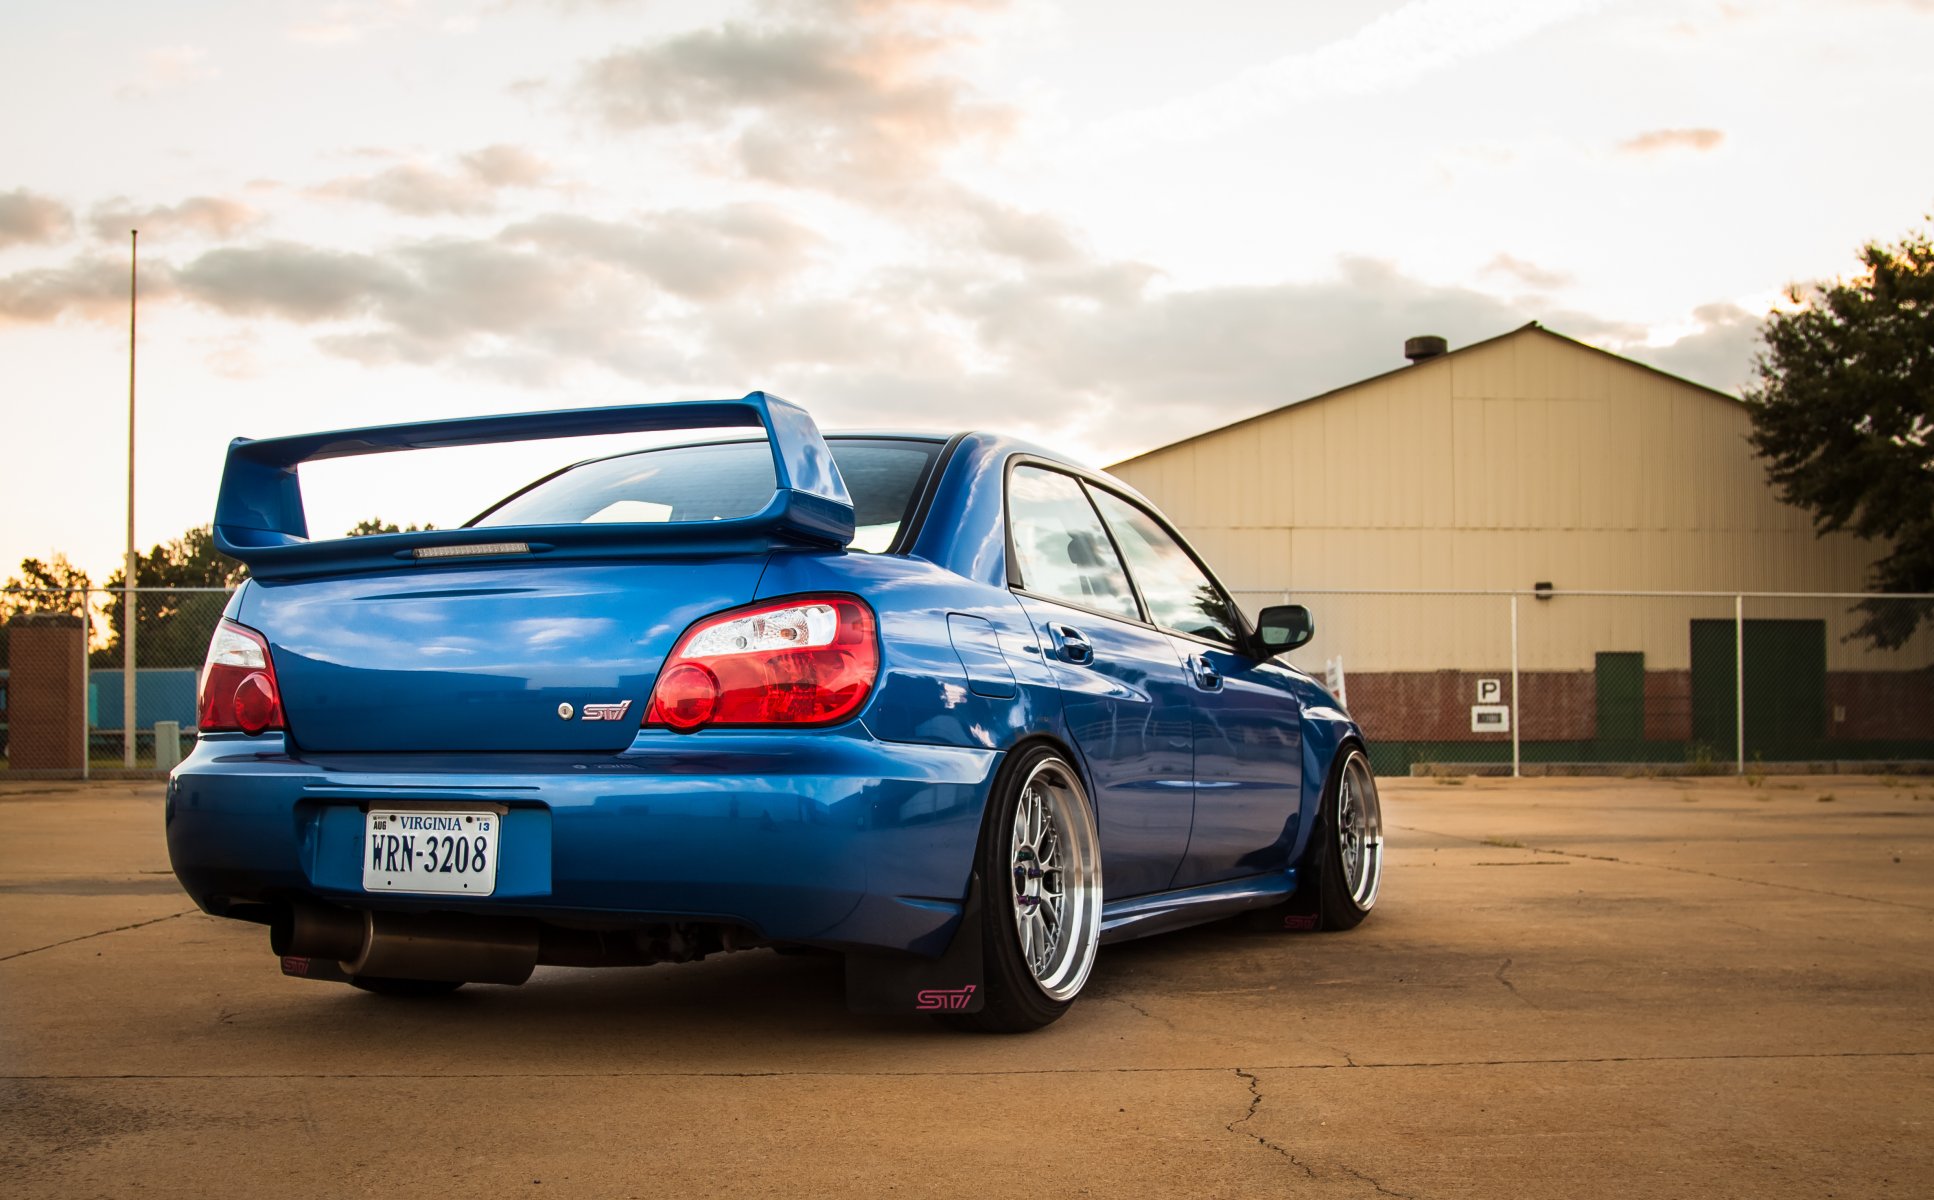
(1108, 323, 1934, 772)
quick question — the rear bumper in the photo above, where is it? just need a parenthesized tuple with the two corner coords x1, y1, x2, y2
(166, 729, 999, 956)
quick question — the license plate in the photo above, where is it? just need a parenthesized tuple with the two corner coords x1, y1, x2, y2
(363, 810, 499, 896)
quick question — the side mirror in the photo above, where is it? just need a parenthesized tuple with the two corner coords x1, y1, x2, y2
(1255, 604, 1314, 654)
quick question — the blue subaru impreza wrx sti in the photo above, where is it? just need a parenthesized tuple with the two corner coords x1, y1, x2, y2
(167, 393, 1382, 1032)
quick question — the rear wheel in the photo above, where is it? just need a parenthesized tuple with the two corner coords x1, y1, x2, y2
(1281, 746, 1382, 931)
(943, 746, 1103, 1033)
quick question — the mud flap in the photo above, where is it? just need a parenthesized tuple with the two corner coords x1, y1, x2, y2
(844, 874, 988, 1015)
(1238, 866, 1318, 932)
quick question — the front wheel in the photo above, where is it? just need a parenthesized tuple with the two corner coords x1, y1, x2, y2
(943, 746, 1103, 1033)
(1283, 746, 1383, 931)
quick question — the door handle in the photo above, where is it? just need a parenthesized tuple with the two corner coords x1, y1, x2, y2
(1052, 624, 1094, 664)
(1190, 654, 1223, 690)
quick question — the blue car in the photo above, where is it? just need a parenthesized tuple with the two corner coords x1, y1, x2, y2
(168, 393, 1382, 1032)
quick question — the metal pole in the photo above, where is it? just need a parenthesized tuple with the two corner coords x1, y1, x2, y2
(124, 230, 138, 770)
(1734, 593, 1745, 776)
(80, 588, 90, 782)
(1509, 593, 1521, 778)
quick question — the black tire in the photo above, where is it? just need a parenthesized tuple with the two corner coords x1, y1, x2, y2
(942, 745, 1103, 1034)
(1277, 745, 1383, 932)
(348, 975, 466, 997)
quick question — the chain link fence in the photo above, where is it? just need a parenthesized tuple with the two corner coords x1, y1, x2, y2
(4, 585, 1931, 779)
(2, 587, 235, 777)
(1235, 588, 1934, 777)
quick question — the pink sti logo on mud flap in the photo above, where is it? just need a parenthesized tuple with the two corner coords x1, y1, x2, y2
(914, 984, 977, 1011)
(1281, 914, 1320, 931)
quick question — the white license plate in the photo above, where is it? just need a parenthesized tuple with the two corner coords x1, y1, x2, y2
(363, 810, 499, 896)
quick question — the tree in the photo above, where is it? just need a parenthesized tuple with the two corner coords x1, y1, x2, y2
(345, 518, 436, 537)
(2, 555, 94, 663)
(4, 555, 92, 613)
(1744, 218, 1934, 648)
(97, 525, 249, 668)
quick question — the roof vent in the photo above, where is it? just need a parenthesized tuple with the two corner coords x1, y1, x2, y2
(1404, 335, 1448, 364)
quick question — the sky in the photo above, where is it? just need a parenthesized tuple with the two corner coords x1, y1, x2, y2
(2, 0, 1931, 583)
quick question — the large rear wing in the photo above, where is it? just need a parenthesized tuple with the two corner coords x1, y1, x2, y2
(212, 392, 855, 579)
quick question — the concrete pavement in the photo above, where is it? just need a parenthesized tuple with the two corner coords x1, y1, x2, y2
(3, 774, 1930, 1197)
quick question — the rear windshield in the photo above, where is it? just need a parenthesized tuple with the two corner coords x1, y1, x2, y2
(469, 438, 941, 553)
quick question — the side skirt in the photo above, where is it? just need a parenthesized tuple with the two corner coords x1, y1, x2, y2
(1099, 870, 1297, 945)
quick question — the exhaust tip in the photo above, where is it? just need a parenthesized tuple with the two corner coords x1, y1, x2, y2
(271, 903, 368, 961)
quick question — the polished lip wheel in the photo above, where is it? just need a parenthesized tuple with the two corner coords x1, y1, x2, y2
(1336, 750, 1384, 911)
(1008, 757, 1102, 1000)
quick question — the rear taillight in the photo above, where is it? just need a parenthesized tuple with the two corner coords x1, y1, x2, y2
(645, 596, 878, 733)
(198, 619, 285, 735)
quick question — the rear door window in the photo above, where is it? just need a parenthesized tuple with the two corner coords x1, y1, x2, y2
(1007, 466, 1139, 620)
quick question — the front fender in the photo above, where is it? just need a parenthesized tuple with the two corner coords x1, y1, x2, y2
(1291, 685, 1365, 867)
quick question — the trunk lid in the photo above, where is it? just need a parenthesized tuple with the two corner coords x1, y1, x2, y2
(238, 558, 767, 753)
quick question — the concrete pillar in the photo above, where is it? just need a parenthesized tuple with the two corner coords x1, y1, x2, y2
(6, 614, 86, 770)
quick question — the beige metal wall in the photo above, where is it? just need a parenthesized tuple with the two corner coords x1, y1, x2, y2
(1108, 327, 1897, 672)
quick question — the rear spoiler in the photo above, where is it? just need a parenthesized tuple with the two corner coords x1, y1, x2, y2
(212, 392, 855, 579)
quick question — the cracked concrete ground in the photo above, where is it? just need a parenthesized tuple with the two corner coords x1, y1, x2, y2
(2, 774, 1930, 1198)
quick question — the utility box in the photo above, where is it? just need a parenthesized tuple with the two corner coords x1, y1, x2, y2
(154, 720, 182, 771)
(6, 614, 86, 770)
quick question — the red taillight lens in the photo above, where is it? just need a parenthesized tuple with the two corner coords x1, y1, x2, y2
(654, 663, 721, 732)
(645, 597, 878, 733)
(198, 619, 285, 735)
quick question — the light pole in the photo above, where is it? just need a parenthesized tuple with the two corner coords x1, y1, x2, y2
(124, 229, 138, 770)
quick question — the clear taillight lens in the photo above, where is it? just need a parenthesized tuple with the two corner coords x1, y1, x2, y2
(645, 597, 878, 733)
(198, 619, 285, 735)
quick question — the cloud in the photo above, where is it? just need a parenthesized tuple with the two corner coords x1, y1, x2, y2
(575, 2, 1014, 194)
(1626, 302, 1761, 394)
(500, 205, 821, 300)
(117, 45, 217, 99)
(645, 254, 1567, 455)
(1482, 252, 1572, 291)
(315, 164, 501, 216)
(87, 196, 260, 242)
(174, 242, 409, 321)
(941, 188, 1085, 265)
(313, 145, 556, 215)
(1617, 127, 1725, 155)
(0, 257, 165, 324)
(289, 2, 418, 45)
(927, 257, 1543, 445)
(0, 189, 74, 248)
(460, 144, 553, 188)
(1093, 0, 1620, 151)
(0, 187, 1667, 456)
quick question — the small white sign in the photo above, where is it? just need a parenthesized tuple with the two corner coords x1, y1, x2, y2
(1476, 678, 1503, 704)
(1471, 704, 1511, 733)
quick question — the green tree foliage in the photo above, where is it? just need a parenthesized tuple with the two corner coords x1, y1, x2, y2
(97, 525, 250, 668)
(1744, 220, 1934, 648)
(345, 518, 436, 537)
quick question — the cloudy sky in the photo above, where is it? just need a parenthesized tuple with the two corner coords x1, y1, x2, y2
(3, 0, 1931, 581)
